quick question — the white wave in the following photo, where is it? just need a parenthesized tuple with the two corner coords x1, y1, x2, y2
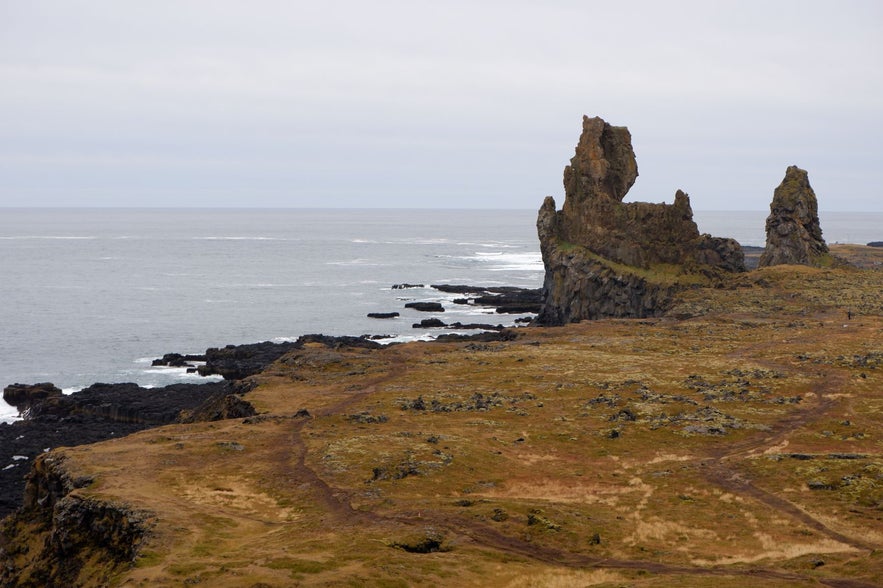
(192, 236, 287, 241)
(475, 252, 544, 272)
(12, 455, 28, 461)
(62, 387, 83, 395)
(383, 333, 436, 344)
(390, 238, 452, 245)
(326, 259, 386, 267)
(2, 464, 16, 471)
(459, 307, 498, 316)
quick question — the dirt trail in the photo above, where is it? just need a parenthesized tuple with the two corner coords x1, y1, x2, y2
(700, 333, 877, 553)
(277, 342, 879, 586)
(269, 350, 411, 523)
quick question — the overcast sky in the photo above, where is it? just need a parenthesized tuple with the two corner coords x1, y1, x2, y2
(1, 1, 881, 210)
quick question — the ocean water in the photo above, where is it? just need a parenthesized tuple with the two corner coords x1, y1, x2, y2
(1, 208, 880, 422)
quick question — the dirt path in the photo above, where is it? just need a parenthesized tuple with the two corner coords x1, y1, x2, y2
(700, 333, 877, 553)
(276, 343, 878, 586)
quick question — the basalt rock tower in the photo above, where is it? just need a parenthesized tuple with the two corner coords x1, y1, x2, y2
(758, 166, 829, 267)
(535, 116, 744, 325)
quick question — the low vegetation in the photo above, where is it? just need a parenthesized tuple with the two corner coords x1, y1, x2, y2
(2, 245, 882, 587)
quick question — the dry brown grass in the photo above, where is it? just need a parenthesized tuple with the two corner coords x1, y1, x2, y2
(11, 248, 883, 587)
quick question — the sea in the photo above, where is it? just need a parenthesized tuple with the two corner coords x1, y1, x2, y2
(2, 208, 880, 423)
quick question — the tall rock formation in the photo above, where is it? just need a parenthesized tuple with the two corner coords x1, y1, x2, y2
(535, 116, 744, 325)
(758, 166, 829, 267)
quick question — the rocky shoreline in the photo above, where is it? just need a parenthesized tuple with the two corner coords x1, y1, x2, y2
(0, 283, 539, 521)
(0, 381, 236, 518)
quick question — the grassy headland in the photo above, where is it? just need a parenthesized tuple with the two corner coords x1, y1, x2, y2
(2, 244, 882, 587)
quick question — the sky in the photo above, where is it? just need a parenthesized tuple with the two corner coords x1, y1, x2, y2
(1, 1, 881, 211)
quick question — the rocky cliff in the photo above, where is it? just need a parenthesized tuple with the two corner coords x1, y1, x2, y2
(0, 380, 238, 519)
(758, 165, 830, 267)
(0, 454, 153, 587)
(535, 116, 744, 325)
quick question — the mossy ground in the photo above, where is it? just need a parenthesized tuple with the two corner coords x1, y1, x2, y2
(7, 245, 883, 587)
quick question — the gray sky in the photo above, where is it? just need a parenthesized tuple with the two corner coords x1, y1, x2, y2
(1, 1, 881, 210)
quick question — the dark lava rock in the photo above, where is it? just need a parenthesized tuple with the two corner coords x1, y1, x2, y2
(447, 322, 504, 331)
(1, 452, 154, 587)
(0, 380, 234, 519)
(179, 389, 258, 423)
(198, 341, 301, 380)
(198, 334, 382, 380)
(868, 241, 883, 248)
(430, 285, 542, 315)
(151, 352, 206, 367)
(413, 318, 447, 328)
(534, 115, 744, 325)
(434, 329, 518, 343)
(404, 302, 445, 312)
(472, 292, 542, 314)
(759, 166, 829, 267)
(392, 283, 425, 289)
(431, 284, 490, 294)
(3, 383, 62, 415)
(367, 312, 400, 319)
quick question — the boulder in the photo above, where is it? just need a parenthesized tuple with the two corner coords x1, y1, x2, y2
(758, 166, 829, 267)
(413, 318, 447, 328)
(447, 322, 504, 331)
(404, 302, 445, 312)
(367, 312, 400, 319)
(535, 116, 745, 325)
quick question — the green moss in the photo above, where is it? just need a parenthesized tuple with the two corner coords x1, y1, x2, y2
(267, 557, 333, 574)
(134, 550, 163, 568)
(555, 239, 710, 286)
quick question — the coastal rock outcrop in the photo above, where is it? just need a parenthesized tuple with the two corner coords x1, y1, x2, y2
(0, 381, 235, 518)
(432, 285, 543, 314)
(535, 116, 745, 325)
(1, 454, 153, 587)
(198, 334, 382, 380)
(3, 382, 62, 416)
(758, 166, 829, 267)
